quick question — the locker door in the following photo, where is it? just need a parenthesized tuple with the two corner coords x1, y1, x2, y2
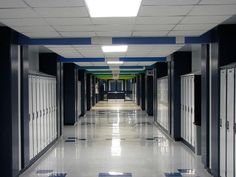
(227, 68, 234, 177)
(191, 76, 195, 147)
(189, 76, 192, 145)
(49, 79, 53, 142)
(46, 78, 49, 146)
(53, 79, 57, 139)
(29, 76, 33, 159)
(39, 77, 44, 150)
(32, 76, 37, 156)
(220, 69, 227, 177)
(181, 78, 183, 138)
(42, 78, 46, 148)
(185, 77, 189, 143)
(183, 77, 186, 140)
(36, 77, 41, 152)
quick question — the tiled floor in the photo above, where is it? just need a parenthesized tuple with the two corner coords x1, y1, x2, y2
(91, 101, 141, 111)
(20, 102, 212, 177)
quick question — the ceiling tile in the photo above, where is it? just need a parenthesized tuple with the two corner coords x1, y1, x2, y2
(135, 17, 182, 24)
(181, 15, 231, 24)
(134, 24, 174, 31)
(0, 8, 38, 18)
(34, 7, 89, 17)
(21, 31, 61, 38)
(0, 0, 28, 8)
(168, 30, 207, 36)
(54, 25, 94, 32)
(45, 18, 92, 25)
(96, 31, 132, 37)
(59, 31, 96, 37)
(173, 24, 217, 31)
(0, 18, 48, 26)
(190, 5, 236, 16)
(95, 25, 134, 31)
(132, 31, 168, 36)
(12, 25, 55, 32)
(138, 6, 193, 16)
(142, 0, 199, 5)
(24, 0, 84, 7)
(200, 0, 236, 5)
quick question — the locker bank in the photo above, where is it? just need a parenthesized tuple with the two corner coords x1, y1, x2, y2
(0, 1, 236, 177)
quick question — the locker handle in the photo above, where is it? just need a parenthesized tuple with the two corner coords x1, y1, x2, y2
(219, 118, 222, 128)
(226, 121, 229, 130)
(234, 124, 236, 133)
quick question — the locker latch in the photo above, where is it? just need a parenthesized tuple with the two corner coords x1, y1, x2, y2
(226, 121, 229, 130)
(234, 124, 236, 133)
(220, 118, 222, 128)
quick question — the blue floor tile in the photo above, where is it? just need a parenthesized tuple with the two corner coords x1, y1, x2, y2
(164, 172, 182, 177)
(65, 139, 76, 142)
(48, 173, 67, 177)
(67, 137, 77, 140)
(99, 172, 132, 177)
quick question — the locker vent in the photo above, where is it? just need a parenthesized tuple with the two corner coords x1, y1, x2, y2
(65, 139, 76, 142)
(48, 173, 67, 177)
(78, 138, 87, 141)
(99, 173, 132, 177)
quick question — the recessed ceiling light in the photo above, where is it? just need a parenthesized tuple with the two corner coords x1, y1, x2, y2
(85, 0, 142, 17)
(102, 45, 128, 53)
(107, 61, 124, 65)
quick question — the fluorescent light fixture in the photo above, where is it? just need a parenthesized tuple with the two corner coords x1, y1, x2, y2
(102, 45, 128, 53)
(107, 61, 124, 65)
(85, 0, 142, 17)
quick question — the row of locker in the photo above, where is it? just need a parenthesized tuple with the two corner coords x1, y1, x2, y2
(77, 81, 81, 117)
(180, 75, 196, 147)
(220, 67, 236, 177)
(156, 77, 169, 131)
(29, 74, 57, 160)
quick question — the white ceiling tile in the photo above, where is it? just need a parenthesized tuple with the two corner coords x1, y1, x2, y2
(91, 17, 136, 25)
(24, 0, 84, 7)
(12, 25, 55, 32)
(132, 31, 168, 36)
(104, 53, 126, 58)
(135, 17, 182, 24)
(54, 25, 94, 32)
(0, 8, 38, 18)
(21, 31, 61, 38)
(142, 0, 199, 5)
(138, 6, 193, 16)
(173, 24, 218, 31)
(95, 25, 134, 31)
(34, 7, 89, 17)
(45, 18, 92, 25)
(0, 18, 48, 26)
(181, 15, 231, 24)
(60, 53, 83, 58)
(200, 0, 236, 5)
(73, 45, 101, 50)
(134, 24, 174, 31)
(168, 30, 207, 36)
(59, 31, 96, 37)
(190, 5, 236, 16)
(0, 0, 28, 8)
(96, 31, 132, 37)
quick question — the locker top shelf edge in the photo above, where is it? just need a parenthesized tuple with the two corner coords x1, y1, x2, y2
(181, 72, 201, 77)
(29, 71, 56, 79)
(220, 62, 236, 69)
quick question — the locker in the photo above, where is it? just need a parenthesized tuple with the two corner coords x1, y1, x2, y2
(32, 76, 38, 156)
(191, 77, 195, 147)
(37, 76, 41, 152)
(46, 78, 49, 146)
(186, 77, 190, 143)
(181, 78, 184, 138)
(183, 77, 186, 140)
(29, 76, 33, 159)
(226, 68, 234, 177)
(53, 79, 57, 139)
(39, 78, 44, 150)
(220, 69, 227, 177)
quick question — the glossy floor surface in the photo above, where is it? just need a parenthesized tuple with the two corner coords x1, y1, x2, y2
(21, 102, 211, 177)
(91, 101, 141, 111)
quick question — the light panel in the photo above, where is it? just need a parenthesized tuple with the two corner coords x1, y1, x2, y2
(107, 61, 124, 65)
(102, 45, 128, 53)
(85, 0, 142, 17)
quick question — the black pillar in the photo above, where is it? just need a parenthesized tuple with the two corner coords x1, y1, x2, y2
(63, 63, 78, 125)
(140, 73, 145, 110)
(86, 74, 91, 110)
(145, 71, 153, 115)
(0, 27, 20, 177)
(92, 76, 96, 106)
(136, 75, 140, 106)
(78, 69, 86, 116)
(168, 52, 192, 140)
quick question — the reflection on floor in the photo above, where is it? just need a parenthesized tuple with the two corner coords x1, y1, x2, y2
(91, 101, 141, 111)
(20, 103, 211, 177)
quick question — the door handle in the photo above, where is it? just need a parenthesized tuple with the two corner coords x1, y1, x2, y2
(226, 121, 229, 130)
(220, 118, 222, 128)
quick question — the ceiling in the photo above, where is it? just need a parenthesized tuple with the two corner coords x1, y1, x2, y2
(0, 0, 235, 77)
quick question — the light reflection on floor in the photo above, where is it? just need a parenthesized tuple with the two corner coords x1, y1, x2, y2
(20, 102, 212, 177)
